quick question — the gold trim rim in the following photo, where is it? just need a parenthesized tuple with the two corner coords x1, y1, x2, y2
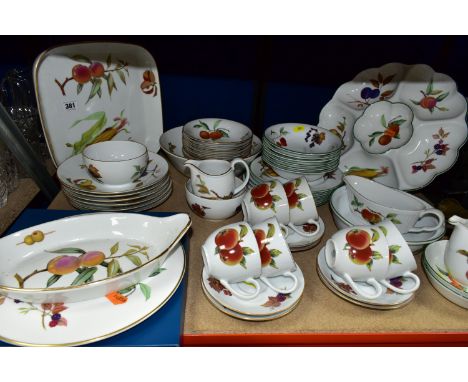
(201, 281, 302, 321)
(0, 245, 186, 346)
(0, 212, 190, 293)
(200, 268, 304, 317)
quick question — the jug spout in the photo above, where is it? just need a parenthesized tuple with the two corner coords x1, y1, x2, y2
(448, 215, 468, 228)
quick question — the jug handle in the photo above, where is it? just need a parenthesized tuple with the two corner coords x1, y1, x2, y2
(231, 158, 250, 194)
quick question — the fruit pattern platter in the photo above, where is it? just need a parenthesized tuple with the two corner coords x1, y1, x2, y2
(0, 209, 188, 347)
(34, 42, 163, 167)
(318, 63, 468, 191)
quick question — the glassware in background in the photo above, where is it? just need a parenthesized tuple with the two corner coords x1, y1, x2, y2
(0, 68, 48, 179)
(0, 156, 9, 207)
(0, 139, 18, 196)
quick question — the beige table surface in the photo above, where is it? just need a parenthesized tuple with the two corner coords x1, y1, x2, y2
(48, 164, 468, 345)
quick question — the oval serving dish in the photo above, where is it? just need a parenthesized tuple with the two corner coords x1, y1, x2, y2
(0, 212, 191, 304)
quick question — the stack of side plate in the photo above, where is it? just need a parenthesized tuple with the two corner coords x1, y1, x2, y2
(57, 152, 172, 212)
(247, 157, 343, 206)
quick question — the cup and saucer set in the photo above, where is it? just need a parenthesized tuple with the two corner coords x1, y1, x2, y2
(243, 177, 326, 252)
(57, 141, 172, 212)
(201, 218, 304, 321)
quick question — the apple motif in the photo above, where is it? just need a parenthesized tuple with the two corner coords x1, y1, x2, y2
(345, 229, 371, 250)
(254, 229, 266, 251)
(254, 193, 273, 210)
(251, 184, 269, 199)
(360, 208, 382, 224)
(287, 192, 299, 208)
(209, 130, 223, 140)
(215, 228, 240, 250)
(349, 246, 373, 265)
(199, 131, 210, 139)
(260, 246, 272, 267)
(219, 244, 243, 266)
(283, 182, 295, 197)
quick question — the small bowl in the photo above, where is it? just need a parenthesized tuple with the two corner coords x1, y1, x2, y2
(185, 177, 247, 220)
(160, 126, 261, 176)
(83, 141, 148, 186)
(183, 118, 252, 143)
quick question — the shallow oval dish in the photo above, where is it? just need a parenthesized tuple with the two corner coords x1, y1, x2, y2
(318, 63, 468, 190)
(0, 212, 191, 303)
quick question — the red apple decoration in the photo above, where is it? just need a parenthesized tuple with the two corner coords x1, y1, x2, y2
(251, 184, 269, 199)
(260, 246, 272, 267)
(345, 229, 371, 250)
(349, 246, 373, 265)
(219, 244, 243, 266)
(283, 182, 295, 197)
(215, 228, 239, 250)
(254, 229, 266, 251)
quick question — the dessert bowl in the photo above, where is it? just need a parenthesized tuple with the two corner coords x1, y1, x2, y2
(160, 126, 261, 176)
(183, 118, 252, 143)
(82, 141, 148, 186)
(344, 175, 444, 234)
(0, 212, 191, 303)
(185, 178, 246, 220)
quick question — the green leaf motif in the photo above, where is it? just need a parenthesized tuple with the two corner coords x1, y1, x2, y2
(71, 54, 91, 64)
(139, 283, 151, 301)
(270, 249, 282, 257)
(457, 249, 468, 257)
(371, 228, 380, 242)
(270, 258, 278, 269)
(272, 195, 282, 202)
(426, 78, 433, 95)
(149, 267, 166, 277)
(107, 73, 116, 96)
(71, 267, 97, 286)
(372, 251, 383, 260)
(295, 178, 302, 187)
(270, 181, 277, 189)
(46, 274, 62, 287)
(46, 247, 86, 254)
(117, 69, 126, 85)
(240, 257, 247, 269)
(127, 254, 142, 266)
(68, 111, 108, 156)
(351, 196, 363, 208)
(267, 223, 275, 238)
(242, 247, 255, 255)
(110, 242, 119, 255)
(106, 54, 112, 68)
(107, 259, 120, 277)
(378, 226, 388, 236)
(391, 255, 402, 265)
(213, 120, 222, 130)
(389, 245, 401, 254)
(77, 83, 83, 95)
(239, 224, 248, 238)
(380, 114, 387, 128)
(86, 78, 102, 103)
(366, 259, 373, 271)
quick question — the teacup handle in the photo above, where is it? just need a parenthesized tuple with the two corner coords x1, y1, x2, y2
(260, 271, 298, 294)
(231, 159, 250, 194)
(342, 274, 383, 300)
(408, 208, 444, 233)
(379, 271, 420, 294)
(287, 220, 320, 238)
(220, 277, 261, 300)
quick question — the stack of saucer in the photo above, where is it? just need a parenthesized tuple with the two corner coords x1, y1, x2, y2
(262, 123, 342, 182)
(182, 118, 253, 161)
(57, 151, 172, 212)
(248, 157, 343, 206)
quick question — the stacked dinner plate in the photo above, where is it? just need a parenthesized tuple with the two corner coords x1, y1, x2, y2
(182, 118, 253, 160)
(57, 151, 172, 212)
(247, 157, 343, 207)
(262, 123, 342, 182)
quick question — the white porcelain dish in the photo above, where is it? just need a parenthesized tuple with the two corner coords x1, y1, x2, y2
(0, 213, 190, 303)
(34, 42, 163, 167)
(160, 126, 261, 176)
(423, 240, 468, 309)
(0, 244, 186, 346)
(329, 186, 445, 253)
(58, 151, 168, 194)
(185, 178, 246, 220)
(183, 118, 252, 143)
(318, 63, 468, 190)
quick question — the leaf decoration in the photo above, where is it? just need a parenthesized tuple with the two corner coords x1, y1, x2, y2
(239, 225, 248, 238)
(46, 274, 62, 287)
(107, 73, 116, 96)
(371, 228, 380, 242)
(71, 267, 97, 286)
(127, 254, 142, 266)
(107, 259, 120, 277)
(370, 79, 379, 88)
(117, 69, 126, 85)
(68, 111, 107, 155)
(378, 226, 388, 236)
(372, 251, 383, 260)
(270, 249, 282, 257)
(242, 247, 255, 255)
(380, 114, 387, 128)
(240, 257, 247, 269)
(77, 83, 83, 95)
(389, 245, 401, 254)
(149, 267, 166, 277)
(87, 78, 102, 103)
(139, 283, 151, 301)
(382, 74, 395, 85)
(457, 249, 468, 257)
(106, 54, 112, 68)
(110, 242, 119, 255)
(71, 54, 91, 64)
(267, 223, 275, 238)
(46, 247, 86, 254)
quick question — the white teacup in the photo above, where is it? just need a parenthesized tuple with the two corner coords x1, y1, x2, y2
(252, 217, 298, 294)
(201, 222, 261, 300)
(82, 141, 148, 186)
(325, 226, 389, 299)
(242, 181, 319, 238)
(377, 220, 420, 294)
